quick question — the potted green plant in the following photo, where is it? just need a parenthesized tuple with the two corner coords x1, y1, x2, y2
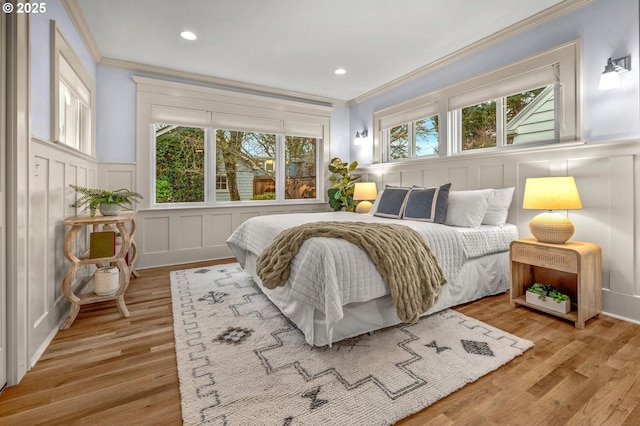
(327, 157, 360, 212)
(526, 283, 570, 313)
(70, 184, 143, 217)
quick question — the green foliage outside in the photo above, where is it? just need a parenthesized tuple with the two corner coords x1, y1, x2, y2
(327, 157, 360, 212)
(155, 126, 205, 203)
(251, 192, 276, 200)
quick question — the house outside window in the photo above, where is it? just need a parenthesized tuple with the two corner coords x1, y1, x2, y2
(452, 85, 555, 152)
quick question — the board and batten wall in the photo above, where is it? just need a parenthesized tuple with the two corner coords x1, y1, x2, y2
(94, 138, 640, 324)
(357, 139, 639, 324)
(29, 137, 98, 363)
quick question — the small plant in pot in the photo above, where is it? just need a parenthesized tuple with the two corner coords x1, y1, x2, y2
(70, 184, 143, 217)
(526, 282, 570, 313)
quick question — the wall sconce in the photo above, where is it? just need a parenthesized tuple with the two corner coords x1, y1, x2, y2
(355, 130, 368, 139)
(599, 55, 631, 90)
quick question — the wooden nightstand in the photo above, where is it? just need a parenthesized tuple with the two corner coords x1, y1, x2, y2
(510, 238, 602, 329)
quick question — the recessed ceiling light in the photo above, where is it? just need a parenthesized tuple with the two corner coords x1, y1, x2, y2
(180, 31, 197, 41)
(334, 68, 346, 75)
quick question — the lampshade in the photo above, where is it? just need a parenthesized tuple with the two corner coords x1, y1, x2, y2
(353, 182, 377, 214)
(523, 176, 582, 244)
(598, 56, 631, 91)
(599, 69, 621, 90)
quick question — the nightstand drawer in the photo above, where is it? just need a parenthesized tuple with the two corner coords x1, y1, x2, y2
(510, 242, 578, 274)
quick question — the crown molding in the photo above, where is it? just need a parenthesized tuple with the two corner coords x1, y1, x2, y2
(350, 0, 594, 105)
(99, 56, 346, 107)
(61, 0, 101, 63)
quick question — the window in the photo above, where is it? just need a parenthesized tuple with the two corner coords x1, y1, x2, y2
(373, 41, 579, 162)
(216, 175, 228, 190)
(153, 126, 321, 205)
(215, 130, 277, 202)
(137, 76, 331, 209)
(154, 125, 205, 203)
(51, 22, 94, 154)
(383, 115, 439, 160)
(451, 84, 556, 153)
(285, 135, 317, 200)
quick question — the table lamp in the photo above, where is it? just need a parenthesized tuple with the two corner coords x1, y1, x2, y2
(353, 182, 378, 214)
(522, 176, 582, 244)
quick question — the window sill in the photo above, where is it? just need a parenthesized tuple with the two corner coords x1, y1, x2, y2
(141, 199, 330, 212)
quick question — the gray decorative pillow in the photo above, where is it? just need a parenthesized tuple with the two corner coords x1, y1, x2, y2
(402, 183, 451, 223)
(373, 186, 411, 219)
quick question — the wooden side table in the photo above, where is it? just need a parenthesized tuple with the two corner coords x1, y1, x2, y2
(510, 238, 602, 329)
(61, 210, 138, 330)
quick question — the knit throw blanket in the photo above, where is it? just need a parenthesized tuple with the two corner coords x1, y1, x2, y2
(256, 221, 447, 323)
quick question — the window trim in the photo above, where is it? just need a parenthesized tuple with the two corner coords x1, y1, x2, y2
(373, 40, 581, 163)
(135, 76, 332, 210)
(50, 21, 95, 155)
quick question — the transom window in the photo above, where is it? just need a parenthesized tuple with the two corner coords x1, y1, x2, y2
(451, 85, 556, 152)
(384, 115, 439, 160)
(373, 41, 579, 163)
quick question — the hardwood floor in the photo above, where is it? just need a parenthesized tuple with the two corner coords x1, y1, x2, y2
(1, 259, 639, 425)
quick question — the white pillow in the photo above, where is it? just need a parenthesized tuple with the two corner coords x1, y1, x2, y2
(444, 189, 493, 228)
(482, 187, 515, 226)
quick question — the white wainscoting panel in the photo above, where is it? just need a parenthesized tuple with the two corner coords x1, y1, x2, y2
(362, 140, 640, 324)
(29, 138, 98, 364)
(97, 162, 136, 193)
(133, 204, 329, 269)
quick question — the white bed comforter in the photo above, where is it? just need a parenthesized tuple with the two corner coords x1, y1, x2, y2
(227, 212, 515, 330)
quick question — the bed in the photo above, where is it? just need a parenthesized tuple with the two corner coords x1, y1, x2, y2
(227, 186, 518, 346)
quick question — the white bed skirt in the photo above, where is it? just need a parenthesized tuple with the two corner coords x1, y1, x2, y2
(244, 251, 510, 346)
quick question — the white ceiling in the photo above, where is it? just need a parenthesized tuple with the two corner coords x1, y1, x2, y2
(75, 0, 566, 102)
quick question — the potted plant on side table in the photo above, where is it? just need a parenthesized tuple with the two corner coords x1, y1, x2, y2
(70, 184, 143, 217)
(526, 282, 571, 314)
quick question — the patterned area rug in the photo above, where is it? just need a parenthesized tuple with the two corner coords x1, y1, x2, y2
(170, 263, 533, 425)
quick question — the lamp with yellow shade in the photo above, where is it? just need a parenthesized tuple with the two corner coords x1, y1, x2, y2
(353, 182, 378, 214)
(523, 176, 582, 244)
